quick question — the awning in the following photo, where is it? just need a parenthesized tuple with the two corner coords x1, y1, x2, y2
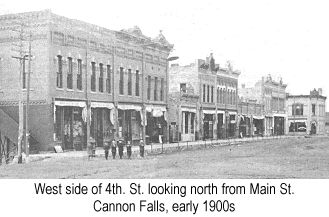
(273, 113, 287, 117)
(145, 105, 166, 112)
(91, 102, 114, 109)
(181, 107, 196, 113)
(118, 104, 142, 111)
(55, 100, 86, 108)
(253, 116, 265, 120)
(228, 111, 237, 115)
(145, 105, 166, 117)
(203, 109, 216, 114)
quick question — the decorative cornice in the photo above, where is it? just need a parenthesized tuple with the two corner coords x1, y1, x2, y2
(0, 100, 48, 106)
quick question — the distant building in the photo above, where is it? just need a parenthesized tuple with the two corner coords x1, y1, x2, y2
(325, 112, 329, 134)
(239, 74, 287, 136)
(286, 89, 326, 135)
(237, 99, 264, 137)
(168, 53, 240, 141)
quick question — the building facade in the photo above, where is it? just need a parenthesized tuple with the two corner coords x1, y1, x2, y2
(237, 99, 265, 137)
(168, 54, 240, 141)
(0, 10, 172, 152)
(286, 89, 326, 135)
(239, 75, 287, 136)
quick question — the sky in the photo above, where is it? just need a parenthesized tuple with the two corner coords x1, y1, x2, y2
(1, 0, 328, 108)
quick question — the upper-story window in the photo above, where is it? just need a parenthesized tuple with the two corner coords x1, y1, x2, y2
(135, 70, 139, 96)
(160, 78, 164, 101)
(77, 59, 82, 90)
(106, 65, 111, 94)
(154, 77, 158, 101)
(56, 55, 63, 88)
(211, 86, 214, 103)
(207, 85, 210, 102)
(203, 84, 206, 102)
(127, 69, 132, 96)
(91, 62, 96, 92)
(99, 63, 104, 92)
(67, 57, 73, 89)
(180, 83, 187, 93)
(119, 67, 124, 95)
(312, 104, 316, 116)
(147, 76, 151, 100)
(292, 103, 303, 116)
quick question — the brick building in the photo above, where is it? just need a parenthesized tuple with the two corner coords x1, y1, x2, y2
(286, 89, 326, 135)
(239, 75, 287, 136)
(0, 10, 172, 152)
(237, 99, 265, 137)
(168, 54, 240, 141)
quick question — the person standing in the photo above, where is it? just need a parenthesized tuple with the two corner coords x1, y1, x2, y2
(126, 140, 132, 159)
(111, 139, 117, 159)
(104, 141, 110, 160)
(118, 139, 124, 159)
(139, 139, 145, 158)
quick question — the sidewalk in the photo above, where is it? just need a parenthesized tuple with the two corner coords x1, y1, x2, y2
(25, 134, 307, 162)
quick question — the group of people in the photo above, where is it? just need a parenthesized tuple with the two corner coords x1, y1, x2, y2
(103, 139, 145, 160)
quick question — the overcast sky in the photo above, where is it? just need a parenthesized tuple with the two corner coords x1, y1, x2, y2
(1, 0, 328, 108)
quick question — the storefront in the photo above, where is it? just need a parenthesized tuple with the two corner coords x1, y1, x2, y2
(227, 112, 237, 138)
(217, 111, 224, 139)
(90, 102, 115, 147)
(289, 120, 307, 133)
(274, 114, 285, 135)
(238, 115, 252, 137)
(145, 105, 167, 144)
(54, 100, 86, 150)
(253, 116, 265, 136)
(203, 109, 215, 140)
(181, 107, 196, 141)
(118, 104, 142, 145)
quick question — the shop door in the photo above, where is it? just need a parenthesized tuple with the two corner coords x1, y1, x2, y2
(63, 107, 73, 150)
(96, 109, 104, 147)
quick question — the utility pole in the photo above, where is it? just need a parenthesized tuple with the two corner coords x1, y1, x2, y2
(11, 23, 25, 164)
(25, 32, 32, 159)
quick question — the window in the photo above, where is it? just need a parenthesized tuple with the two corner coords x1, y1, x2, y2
(191, 113, 195, 133)
(119, 67, 124, 95)
(127, 69, 132, 95)
(154, 77, 158, 101)
(147, 76, 151, 100)
(77, 59, 82, 90)
(211, 86, 214, 103)
(160, 78, 164, 101)
(180, 83, 187, 93)
(312, 104, 316, 116)
(91, 62, 96, 92)
(67, 57, 73, 89)
(135, 70, 139, 96)
(207, 85, 210, 102)
(184, 112, 189, 134)
(106, 65, 111, 93)
(99, 63, 104, 92)
(289, 122, 306, 132)
(203, 84, 206, 102)
(56, 55, 63, 88)
(292, 103, 303, 116)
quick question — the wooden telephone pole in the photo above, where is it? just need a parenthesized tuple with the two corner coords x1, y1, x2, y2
(11, 21, 33, 163)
